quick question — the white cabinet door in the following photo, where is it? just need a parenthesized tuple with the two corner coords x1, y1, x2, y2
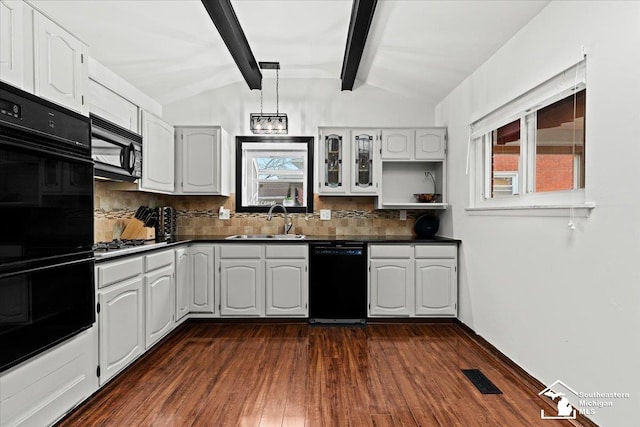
(265, 259, 307, 317)
(179, 127, 219, 193)
(190, 245, 215, 313)
(369, 259, 413, 316)
(319, 128, 350, 194)
(175, 247, 190, 320)
(33, 11, 87, 114)
(381, 129, 413, 160)
(350, 129, 380, 194)
(220, 260, 263, 316)
(98, 277, 144, 385)
(415, 259, 457, 317)
(89, 79, 139, 133)
(415, 128, 446, 160)
(140, 111, 174, 193)
(0, 0, 24, 88)
(145, 265, 175, 348)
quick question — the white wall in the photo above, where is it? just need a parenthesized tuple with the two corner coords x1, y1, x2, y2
(163, 78, 435, 191)
(436, 2, 639, 425)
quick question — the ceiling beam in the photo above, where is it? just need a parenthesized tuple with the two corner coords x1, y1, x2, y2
(340, 0, 378, 91)
(201, 0, 262, 90)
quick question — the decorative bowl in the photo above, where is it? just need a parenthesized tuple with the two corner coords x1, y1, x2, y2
(413, 193, 441, 203)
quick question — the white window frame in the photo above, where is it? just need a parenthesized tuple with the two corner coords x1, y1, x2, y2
(467, 60, 594, 214)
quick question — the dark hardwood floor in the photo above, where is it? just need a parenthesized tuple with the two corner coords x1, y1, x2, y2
(57, 322, 586, 426)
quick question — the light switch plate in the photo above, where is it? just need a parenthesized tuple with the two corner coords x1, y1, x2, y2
(399, 210, 407, 221)
(320, 209, 331, 220)
(219, 208, 230, 220)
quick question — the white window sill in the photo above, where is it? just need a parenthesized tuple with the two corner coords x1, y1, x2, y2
(465, 202, 595, 217)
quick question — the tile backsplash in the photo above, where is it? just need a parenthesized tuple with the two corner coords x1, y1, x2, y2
(94, 181, 434, 242)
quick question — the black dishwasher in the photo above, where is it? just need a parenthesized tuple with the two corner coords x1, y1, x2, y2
(309, 241, 367, 324)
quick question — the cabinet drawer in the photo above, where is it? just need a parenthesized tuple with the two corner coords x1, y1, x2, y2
(265, 245, 307, 259)
(414, 245, 457, 259)
(369, 245, 412, 259)
(145, 250, 174, 272)
(98, 257, 143, 288)
(220, 244, 262, 259)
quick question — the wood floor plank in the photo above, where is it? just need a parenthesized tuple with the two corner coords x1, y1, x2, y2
(56, 323, 587, 427)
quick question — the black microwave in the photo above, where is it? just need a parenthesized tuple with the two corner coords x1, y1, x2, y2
(90, 114, 142, 182)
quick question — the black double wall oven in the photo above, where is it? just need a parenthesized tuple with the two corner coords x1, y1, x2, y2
(0, 81, 95, 373)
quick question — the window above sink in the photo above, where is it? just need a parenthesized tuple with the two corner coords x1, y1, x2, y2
(236, 136, 314, 213)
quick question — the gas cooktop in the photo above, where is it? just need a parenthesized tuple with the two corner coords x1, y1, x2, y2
(93, 239, 168, 259)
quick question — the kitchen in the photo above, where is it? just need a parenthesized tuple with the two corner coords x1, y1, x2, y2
(0, 1, 637, 426)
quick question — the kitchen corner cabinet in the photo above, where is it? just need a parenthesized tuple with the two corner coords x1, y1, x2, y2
(368, 244, 457, 318)
(174, 126, 231, 196)
(190, 244, 215, 313)
(96, 256, 145, 386)
(33, 10, 88, 115)
(175, 247, 190, 321)
(88, 79, 139, 133)
(0, 0, 24, 89)
(318, 127, 380, 196)
(140, 111, 175, 193)
(144, 250, 175, 349)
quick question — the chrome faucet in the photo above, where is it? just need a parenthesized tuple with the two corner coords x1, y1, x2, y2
(267, 203, 293, 234)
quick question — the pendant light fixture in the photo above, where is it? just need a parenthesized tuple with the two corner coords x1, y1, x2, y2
(250, 62, 288, 134)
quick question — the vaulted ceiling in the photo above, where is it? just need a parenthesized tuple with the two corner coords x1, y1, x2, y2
(31, 0, 550, 106)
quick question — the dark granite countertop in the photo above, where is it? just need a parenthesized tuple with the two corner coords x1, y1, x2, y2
(95, 235, 460, 263)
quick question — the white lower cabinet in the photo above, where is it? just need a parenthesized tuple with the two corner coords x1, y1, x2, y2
(190, 244, 215, 313)
(415, 259, 457, 317)
(98, 276, 144, 386)
(175, 247, 190, 320)
(144, 250, 175, 349)
(220, 259, 263, 316)
(96, 256, 145, 386)
(369, 259, 413, 316)
(265, 259, 307, 316)
(219, 244, 308, 317)
(0, 327, 97, 427)
(369, 244, 457, 318)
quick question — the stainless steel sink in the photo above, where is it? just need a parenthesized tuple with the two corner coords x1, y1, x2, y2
(225, 234, 306, 240)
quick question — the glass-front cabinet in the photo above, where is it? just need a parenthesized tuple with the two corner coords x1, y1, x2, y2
(319, 128, 349, 194)
(351, 130, 378, 194)
(318, 128, 380, 195)
(325, 133, 343, 190)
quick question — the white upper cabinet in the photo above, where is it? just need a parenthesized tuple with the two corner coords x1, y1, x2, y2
(318, 128, 350, 194)
(140, 111, 175, 193)
(33, 10, 88, 114)
(318, 127, 381, 196)
(381, 129, 414, 160)
(88, 79, 139, 133)
(415, 128, 446, 160)
(0, 0, 24, 88)
(175, 126, 230, 195)
(351, 129, 380, 194)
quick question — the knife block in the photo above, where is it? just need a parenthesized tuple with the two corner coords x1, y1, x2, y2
(120, 218, 156, 240)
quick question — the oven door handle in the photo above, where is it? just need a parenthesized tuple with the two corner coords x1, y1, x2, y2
(0, 138, 94, 165)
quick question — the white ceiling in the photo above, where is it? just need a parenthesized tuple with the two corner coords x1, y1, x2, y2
(31, 0, 550, 106)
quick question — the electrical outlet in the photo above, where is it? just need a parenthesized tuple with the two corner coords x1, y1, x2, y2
(219, 208, 230, 220)
(399, 210, 407, 221)
(320, 209, 331, 220)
